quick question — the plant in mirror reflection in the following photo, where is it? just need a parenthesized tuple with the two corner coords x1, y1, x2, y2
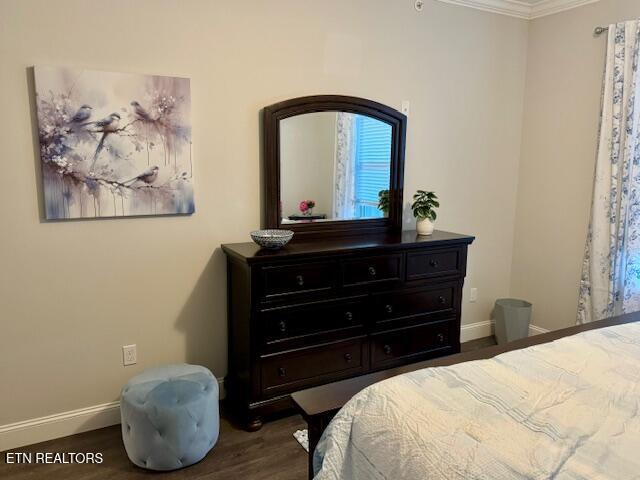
(378, 189, 390, 215)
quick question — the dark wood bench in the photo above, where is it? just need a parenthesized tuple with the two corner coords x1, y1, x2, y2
(291, 312, 640, 479)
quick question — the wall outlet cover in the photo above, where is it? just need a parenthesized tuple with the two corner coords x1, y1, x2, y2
(469, 288, 478, 303)
(122, 344, 137, 366)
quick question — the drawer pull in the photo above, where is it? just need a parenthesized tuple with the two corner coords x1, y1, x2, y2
(383, 344, 392, 355)
(429, 259, 439, 268)
(295, 275, 305, 287)
(278, 320, 287, 333)
(384, 304, 394, 314)
(344, 311, 354, 322)
(437, 333, 445, 343)
(438, 296, 446, 305)
(344, 353, 353, 363)
(278, 367, 286, 378)
(368, 266, 377, 277)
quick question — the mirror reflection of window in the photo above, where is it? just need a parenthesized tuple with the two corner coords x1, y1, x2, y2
(280, 112, 392, 223)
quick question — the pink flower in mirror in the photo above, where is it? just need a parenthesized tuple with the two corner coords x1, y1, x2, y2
(299, 200, 316, 215)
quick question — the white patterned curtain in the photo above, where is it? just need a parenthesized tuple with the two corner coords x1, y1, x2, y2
(333, 112, 356, 218)
(578, 20, 640, 324)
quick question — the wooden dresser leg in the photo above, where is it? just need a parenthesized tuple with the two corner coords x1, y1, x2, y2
(246, 415, 263, 432)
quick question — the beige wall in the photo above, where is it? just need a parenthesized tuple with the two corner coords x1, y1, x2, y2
(510, 0, 640, 331)
(0, 0, 528, 426)
(280, 112, 336, 218)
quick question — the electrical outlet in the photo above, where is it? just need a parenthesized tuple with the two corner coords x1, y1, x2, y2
(415, 0, 424, 11)
(469, 288, 478, 303)
(122, 344, 137, 366)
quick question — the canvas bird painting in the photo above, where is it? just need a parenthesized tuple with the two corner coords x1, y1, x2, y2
(34, 66, 194, 219)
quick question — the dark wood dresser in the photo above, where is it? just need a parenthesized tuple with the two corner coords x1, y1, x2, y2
(221, 230, 474, 430)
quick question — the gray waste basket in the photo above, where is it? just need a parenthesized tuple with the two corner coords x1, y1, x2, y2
(493, 298, 532, 345)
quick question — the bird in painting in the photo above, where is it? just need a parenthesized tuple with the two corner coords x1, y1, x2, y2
(131, 101, 153, 122)
(93, 112, 121, 131)
(69, 104, 92, 123)
(90, 113, 121, 170)
(123, 166, 160, 186)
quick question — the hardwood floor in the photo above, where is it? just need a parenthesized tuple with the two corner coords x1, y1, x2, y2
(1, 412, 308, 480)
(462, 335, 496, 352)
(0, 337, 495, 479)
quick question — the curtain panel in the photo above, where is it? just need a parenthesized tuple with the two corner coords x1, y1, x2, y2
(333, 112, 357, 219)
(578, 20, 640, 324)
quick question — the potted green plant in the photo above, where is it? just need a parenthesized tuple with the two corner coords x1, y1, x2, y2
(411, 190, 439, 235)
(378, 189, 390, 217)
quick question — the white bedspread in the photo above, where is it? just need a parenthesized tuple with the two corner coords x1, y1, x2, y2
(313, 323, 640, 479)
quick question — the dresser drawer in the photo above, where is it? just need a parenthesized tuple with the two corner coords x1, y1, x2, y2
(371, 320, 454, 368)
(341, 254, 402, 287)
(261, 338, 366, 394)
(260, 262, 335, 300)
(372, 285, 455, 325)
(260, 298, 364, 347)
(406, 248, 461, 280)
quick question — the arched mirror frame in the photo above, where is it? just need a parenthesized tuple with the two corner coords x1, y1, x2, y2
(263, 95, 406, 237)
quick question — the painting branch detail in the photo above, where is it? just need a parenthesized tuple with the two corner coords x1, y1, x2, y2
(34, 66, 194, 219)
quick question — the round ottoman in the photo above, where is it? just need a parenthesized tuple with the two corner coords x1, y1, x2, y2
(120, 364, 219, 471)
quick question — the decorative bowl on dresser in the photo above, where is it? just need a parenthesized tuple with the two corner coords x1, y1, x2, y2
(222, 94, 474, 430)
(221, 230, 474, 430)
(249, 229, 294, 249)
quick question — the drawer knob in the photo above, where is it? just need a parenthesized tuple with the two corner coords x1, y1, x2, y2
(429, 259, 439, 268)
(344, 353, 353, 363)
(438, 296, 446, 305)
(383, 344, 392, 355)
(368, 266, 377, 277)
(344, 311, 354, 322)
(278, 367, 286, 377)
(384, 304, 394, 314)
(296, 275, 304, 287)
(278, 320, 287, 333)
(437, 333, 445, 343)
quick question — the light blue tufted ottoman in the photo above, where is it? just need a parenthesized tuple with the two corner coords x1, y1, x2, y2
(120, 364, 219, 471)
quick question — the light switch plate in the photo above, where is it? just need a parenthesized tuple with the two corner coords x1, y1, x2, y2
(122, 344, 137, 366)
(401, 100, 410, 117)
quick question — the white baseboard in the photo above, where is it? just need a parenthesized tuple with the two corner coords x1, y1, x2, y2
(528, 324, 550, 336)
(461, 321, 550, 342)
(460, 320, 493, 342)
(0, 377, 225, 452)
(0, 401, 121, 452)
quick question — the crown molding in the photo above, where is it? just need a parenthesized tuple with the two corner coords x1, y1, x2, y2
(435, 0, 600, 20)
(436, 0, 530, 19)
(529, 0, 599, 19)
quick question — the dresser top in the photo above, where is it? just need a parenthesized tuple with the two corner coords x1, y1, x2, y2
(221, 230, 474, 264)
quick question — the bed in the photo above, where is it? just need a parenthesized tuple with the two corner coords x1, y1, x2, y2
(292, 313, 640, 480)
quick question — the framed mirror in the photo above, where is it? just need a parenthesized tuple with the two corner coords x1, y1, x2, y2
(263, 95, 406, 237)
